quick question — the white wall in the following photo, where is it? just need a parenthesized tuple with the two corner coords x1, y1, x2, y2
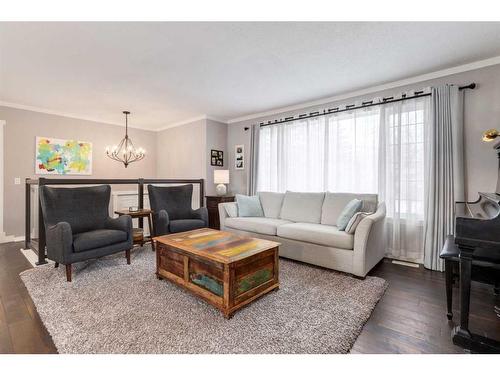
(0, 120, 5, 241)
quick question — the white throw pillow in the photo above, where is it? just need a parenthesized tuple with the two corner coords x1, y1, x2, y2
(345, 211, 372, 234)
(224, 203, 238, 218)
(321, 192, 378, 226)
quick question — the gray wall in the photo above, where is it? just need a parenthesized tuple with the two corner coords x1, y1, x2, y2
(205, 119, 228, 196)
(0, 106, 157, 236)
(156, 119, 206, 179)
(155, 118, 228, 196)
(228, 63, 500, 200)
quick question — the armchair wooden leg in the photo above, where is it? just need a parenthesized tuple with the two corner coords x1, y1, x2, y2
(65, 264, 72, 282)
(54, 262, 59, 268)
(126, 249, 131, 265)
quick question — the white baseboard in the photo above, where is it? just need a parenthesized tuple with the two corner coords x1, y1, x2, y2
(391, 260, 420, 268)
(0, 233, 25, 244)
(20, 248, 53, 267)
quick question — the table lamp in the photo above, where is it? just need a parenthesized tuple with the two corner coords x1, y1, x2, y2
(214, 170, 230, 196)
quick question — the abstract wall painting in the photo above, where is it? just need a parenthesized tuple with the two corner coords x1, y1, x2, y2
(35, 136, 93, 175)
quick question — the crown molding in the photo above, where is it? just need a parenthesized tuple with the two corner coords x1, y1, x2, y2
(156, 115, 228, 132)
(0, 100, 155, 131)
(227, 55, 500, 124)
(0, 100, 228, 132)
(155, 115, 209, 131)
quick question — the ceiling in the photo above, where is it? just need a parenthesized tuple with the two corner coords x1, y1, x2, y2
(2, 22, 500, 130)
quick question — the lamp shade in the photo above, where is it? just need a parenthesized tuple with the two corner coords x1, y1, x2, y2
(214, 169, 230, 184)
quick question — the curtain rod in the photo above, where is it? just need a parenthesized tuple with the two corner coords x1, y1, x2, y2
(252, 83, 476, 129)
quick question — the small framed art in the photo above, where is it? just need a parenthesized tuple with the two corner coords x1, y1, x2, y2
(211, 149, 223, 166)
(235, 144, 244, 170)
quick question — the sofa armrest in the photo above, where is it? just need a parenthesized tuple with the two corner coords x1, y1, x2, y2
(191, 207, 209, 226)
(218, 202, 237, 230)
(352, 202, 387, 277)
(105, 215, 133, 241)
(153, 209, 170, 236)
(45, 222, 73, 264)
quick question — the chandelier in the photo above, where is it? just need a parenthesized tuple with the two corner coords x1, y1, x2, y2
(106, 111, 145, 167)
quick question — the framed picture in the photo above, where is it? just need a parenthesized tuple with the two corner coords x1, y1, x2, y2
(235, 144, 244, 170)
(35, 136, 92, 175)
(211, 149, 223, 166)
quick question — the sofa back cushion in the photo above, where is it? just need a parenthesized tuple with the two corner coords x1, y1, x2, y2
(279, 191, 325, 223)
(258, 191, 285, 218)
(321, 192, 378, 226)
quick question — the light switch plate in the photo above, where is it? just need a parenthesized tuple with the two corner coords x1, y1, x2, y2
(14, 177, 21, 185)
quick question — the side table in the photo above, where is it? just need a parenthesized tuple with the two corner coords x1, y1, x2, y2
(114, 209, 156, 251)
(205, 195, 235, 230)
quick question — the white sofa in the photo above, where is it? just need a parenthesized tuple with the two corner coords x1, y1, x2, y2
(218, 191, 386, 278)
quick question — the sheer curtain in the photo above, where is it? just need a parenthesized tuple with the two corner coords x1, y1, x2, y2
(379, 97, 429, 262)
(258, 94, 431, 262)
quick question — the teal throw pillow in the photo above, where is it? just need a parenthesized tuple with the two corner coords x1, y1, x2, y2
(336, 199, 363, 231)
(236, 194, 264, 217)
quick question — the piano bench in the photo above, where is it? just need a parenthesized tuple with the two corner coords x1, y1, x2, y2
(440, 236, 500, 320)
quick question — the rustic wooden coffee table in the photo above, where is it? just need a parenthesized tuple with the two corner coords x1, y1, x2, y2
(155, 229, 280, 318)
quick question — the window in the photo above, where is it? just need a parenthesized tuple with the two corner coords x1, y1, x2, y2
(257, 96, 430, 261)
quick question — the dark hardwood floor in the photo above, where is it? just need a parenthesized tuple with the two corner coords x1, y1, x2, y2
(0, 241, 498, 354)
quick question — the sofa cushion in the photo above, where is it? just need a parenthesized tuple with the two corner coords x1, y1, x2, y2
(224, 217, 292, 236)
(169, 219, 206, 233)
(321, 192, 378, 226)
(236, 194, 264, 217)
(258, 192, 285, 218)
(73, 229, 128, 253)
(277, 222, 354, 250)
(279, 191, 325, 223)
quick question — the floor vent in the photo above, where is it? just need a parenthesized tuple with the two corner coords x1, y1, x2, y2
(391, 260, 420, 268)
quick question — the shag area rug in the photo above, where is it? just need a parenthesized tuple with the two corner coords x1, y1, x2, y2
(20, 246, 387, 354)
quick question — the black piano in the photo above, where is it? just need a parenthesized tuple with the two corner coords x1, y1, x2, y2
(451, 191, 500, 352)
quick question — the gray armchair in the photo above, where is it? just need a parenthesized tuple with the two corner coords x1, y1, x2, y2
(39, 185, 133, 282)
(147, 184, 208, 236)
